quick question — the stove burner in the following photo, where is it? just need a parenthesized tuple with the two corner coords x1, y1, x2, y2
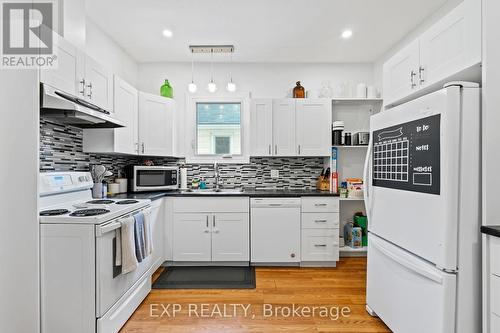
(40, 209, 70, 216)
(116, 200, 139, 205)
(87, 199, 115, 204)
(70, 208, 110, 217)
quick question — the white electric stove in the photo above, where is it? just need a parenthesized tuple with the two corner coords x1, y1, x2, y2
(39, 172, 156, 333)
(39, 172, 150, 224)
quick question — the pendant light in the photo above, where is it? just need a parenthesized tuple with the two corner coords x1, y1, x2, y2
(207, 49, 217, 93)
(187, 49, 197, 93)
(226, 48, 236, 92)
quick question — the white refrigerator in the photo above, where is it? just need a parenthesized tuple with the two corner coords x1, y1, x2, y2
(364, 82, 481, 333)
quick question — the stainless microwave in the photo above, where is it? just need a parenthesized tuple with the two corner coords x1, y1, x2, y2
(126, 166, 179, 192)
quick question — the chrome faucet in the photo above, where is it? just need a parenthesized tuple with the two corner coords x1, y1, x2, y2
(214, 161, 222, 191)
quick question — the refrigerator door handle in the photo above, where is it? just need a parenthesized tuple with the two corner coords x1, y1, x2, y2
(371, 237, 444, 284)
(363, 134, 373, 219)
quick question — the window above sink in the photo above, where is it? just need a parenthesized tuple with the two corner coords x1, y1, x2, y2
(186, 94, 250, 164)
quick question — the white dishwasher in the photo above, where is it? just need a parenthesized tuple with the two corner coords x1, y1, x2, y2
(250, 198, 301, 263)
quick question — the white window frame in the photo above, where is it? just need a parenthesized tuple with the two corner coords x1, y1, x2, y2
(185, 92, 250, 164)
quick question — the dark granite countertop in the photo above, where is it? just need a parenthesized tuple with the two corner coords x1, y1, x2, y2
(110, 189, 339, 201)
(481, 226, 500, 238)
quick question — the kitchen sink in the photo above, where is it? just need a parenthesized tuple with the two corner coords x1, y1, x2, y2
(180, 188, 244, 194)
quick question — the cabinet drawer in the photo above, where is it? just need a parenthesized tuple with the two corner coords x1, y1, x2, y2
(301, 197, 339, 213)
(302, 213, 339, 229)
(173, 197, 249, 213)
(492, 274, 500, 317)
(301, 229, 339, 262)
(490, 237, 500, 277)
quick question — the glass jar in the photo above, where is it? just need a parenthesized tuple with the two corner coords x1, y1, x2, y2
(160, 79, 173, 98)
(293, 81, 305, 98)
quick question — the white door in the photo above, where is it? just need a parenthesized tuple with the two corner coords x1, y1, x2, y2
(138, 92, 175, 156)
(84, 55, 113, 110)
(113, 76, 138, 154)
(383, 40, 420, 105)
(367, 234, 456, 333)
(272, 99, 296, 156)
(419, 2, 480, 89)
(212, 213, 249, 261)
(40, 36, 84, 96)
(172, 214, 211, 261)
(250, 99, 273, 156)
(295, 99, 331, 156)
(367, 87, 465, 270)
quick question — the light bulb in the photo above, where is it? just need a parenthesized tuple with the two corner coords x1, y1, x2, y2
(162, 29, 173, 38)
(226, 81, 236, 92)
(341, 29, 353, 39)
(188, 82, 197, 93)
(207, 81, 217, 93)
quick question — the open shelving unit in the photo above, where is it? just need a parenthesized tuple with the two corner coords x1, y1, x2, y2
(330, 98, 383, 257)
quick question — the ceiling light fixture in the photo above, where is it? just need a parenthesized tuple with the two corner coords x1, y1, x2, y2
(207, 49, 217, 93)
(187, 49, 197, 93)
(226, 47, 236, 92)
(162, 29, 173, 38)
(341, 29, 353, 39)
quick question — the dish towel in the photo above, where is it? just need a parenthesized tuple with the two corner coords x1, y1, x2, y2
(120, 216, 138, 274)
(143, 208, 154, 256)
(134, 212, 146, 262)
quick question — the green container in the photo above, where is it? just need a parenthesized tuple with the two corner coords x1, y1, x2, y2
(353, 215, 368, 246)
(160, 79, 173, 98)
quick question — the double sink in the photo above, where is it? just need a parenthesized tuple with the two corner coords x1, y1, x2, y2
(180, 188, 245, 195)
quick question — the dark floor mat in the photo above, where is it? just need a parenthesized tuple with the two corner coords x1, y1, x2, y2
(152, 266, 256, 289)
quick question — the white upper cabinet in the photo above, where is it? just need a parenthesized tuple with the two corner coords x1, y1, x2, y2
(40, 36, 84, 96)
(250, 98, 331, 157)
(113, 76, 139, 154)
(83, 55, 113, 111)
(250, 99, 273, 156)
(383, 1, 481, 107)
(83, 76, 138, 155)
(295, 99, 331, 156)
(138, 92, 175, 157)
(382, 40, 420, 104)
(272, 99, 296, 156)
(419, 2, 480, 87)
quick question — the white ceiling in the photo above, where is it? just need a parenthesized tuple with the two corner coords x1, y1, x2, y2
(86, 0, 449, 64)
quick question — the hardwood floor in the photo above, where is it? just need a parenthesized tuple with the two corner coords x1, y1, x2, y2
(121, 258, 391, 333)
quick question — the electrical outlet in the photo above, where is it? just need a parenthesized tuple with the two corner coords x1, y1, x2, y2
(271, 170, 279, 178)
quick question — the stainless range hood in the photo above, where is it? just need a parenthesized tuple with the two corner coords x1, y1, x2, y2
(40, 84, 125, 128)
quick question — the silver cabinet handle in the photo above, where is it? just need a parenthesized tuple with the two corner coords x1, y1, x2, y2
(314, 203, 327, 207)
(79, 79, 86, 96)
(419, 66, 425, 84)
(204, 215, 210, 232)
(298, 145, 301, 155)
(86, 82, 93, 99)
(275, 145, 278, 155)
(268, 145, 271, 155)
(410, 70, 417, 89)
(212, 215, 216, 227)
(314, 244, 327, 247)
(141, 142, 145, 154)
(314, 219, 327, 223)
(135, 142, 139, 153)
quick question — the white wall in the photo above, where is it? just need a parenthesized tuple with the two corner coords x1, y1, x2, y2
(0, 70, 40, 333)
(85, 18, 139, 86)
(138, 61, 375, 155)
(373, 0, 463, 92)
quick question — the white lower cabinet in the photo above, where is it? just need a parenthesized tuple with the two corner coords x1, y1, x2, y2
(173, 213, 212, 261)
(172, 198, 249, 262)
(301, 197, 340, 265)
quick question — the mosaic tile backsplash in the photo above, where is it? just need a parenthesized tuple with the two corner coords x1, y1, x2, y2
(40, 118, 324, 190)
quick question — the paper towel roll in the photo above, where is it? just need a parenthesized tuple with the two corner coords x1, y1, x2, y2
(180, 167, 188, 190)
(116, 178, 128, 193)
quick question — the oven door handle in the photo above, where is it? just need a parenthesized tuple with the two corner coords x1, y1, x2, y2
(95, 206, 151, 237)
